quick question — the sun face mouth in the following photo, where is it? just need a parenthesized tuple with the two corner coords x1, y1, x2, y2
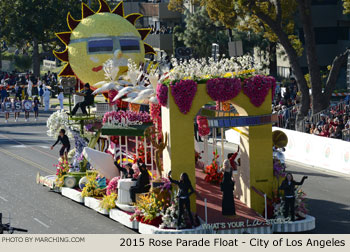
(92, 65, 103, 72)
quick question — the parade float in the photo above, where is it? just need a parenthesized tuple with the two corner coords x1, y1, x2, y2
(37, 0, 315, 234)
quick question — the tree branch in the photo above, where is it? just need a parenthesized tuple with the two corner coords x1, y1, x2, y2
(255, 9, 310, 116)
(324, 49, 350, 98)
(274, 0, 282, 25)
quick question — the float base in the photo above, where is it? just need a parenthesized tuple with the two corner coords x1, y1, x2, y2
(61, 187, 84, 203)
(84, 197, 109, 215)
(109, 209, 138, 229)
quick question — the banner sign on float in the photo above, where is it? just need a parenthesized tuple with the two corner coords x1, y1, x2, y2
(273, 127, 350, 175)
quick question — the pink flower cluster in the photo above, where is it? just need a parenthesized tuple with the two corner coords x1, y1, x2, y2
(150, 103, 162, 136)
(242, 75, 276, 107)
(102, 110, 152, 124)
(206, 78, 241, 102)
(156, 84, 168, 106)
(106, 176, 120, 196)
(197, 115, 210, 137)
(170, 80, 197, 114)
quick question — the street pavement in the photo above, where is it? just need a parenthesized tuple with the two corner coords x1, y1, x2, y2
(0, 110, 349, 233)
(0, 110, 135, 234)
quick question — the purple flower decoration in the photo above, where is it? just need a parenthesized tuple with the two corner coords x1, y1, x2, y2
(102, 110, 152, 124)
(206, 78, 241, 102)
(170, 80, 197, 114)
(156, 83, 168, 106)
(273, 160, 286, 179)
(242, 75, 276, 107)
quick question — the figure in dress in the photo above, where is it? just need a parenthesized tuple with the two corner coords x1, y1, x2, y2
(220, 167, 236, 216)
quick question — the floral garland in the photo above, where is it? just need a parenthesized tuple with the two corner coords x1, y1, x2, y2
(102, 110, 152, 125)
(170, 80, 197, 114)
(132, 140, 152, 165)
(150, 103, 162, 136)
(196, 116, 210, 137)
(156, 83, 168, 106)
(206, 78, 241, 102)
(242, 75, 276, 107)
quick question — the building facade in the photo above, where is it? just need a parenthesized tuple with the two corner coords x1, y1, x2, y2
(119, 0, 182, 58)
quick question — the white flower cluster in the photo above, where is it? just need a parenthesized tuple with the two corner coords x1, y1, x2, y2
(103, 59, 119, 82)
(273, 198, 285, 218)
(159, 198, 185, 229)
(46, 110, 74, 139)
(167, 55, 263, 81)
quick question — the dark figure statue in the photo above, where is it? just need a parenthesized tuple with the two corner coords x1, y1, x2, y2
(168, 171, 195, 229)
(114, 162, 134, 179)
(220, 171, 236, 215)
(71, 83, 94, 116)
(129, 161, 150, 202)
(279, 173, 307, 221)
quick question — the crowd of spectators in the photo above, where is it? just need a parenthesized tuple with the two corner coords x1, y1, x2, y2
(304, 104, 350, 140)
(272, 78, 350, 141)
(0, 70, 58, 101)
(272, 80, 301, 129)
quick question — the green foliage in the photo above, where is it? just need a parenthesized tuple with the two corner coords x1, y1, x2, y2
(204, 0, 302, 54)
(0, 0, 84, 74)
(1, 52, 32, 71)
(343, 0, 350, 14)
(14, 54, 32, 71)
(173, 25, 185, 55)
(168, 0, 200, 12)
(176, 7, 229, 57)
(0, 0, 82, 47)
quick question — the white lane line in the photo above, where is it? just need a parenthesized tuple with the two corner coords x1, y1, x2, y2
(0, 195, 8, 202)
(33, 218, 50, 228)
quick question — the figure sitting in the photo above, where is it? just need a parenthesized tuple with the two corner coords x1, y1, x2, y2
(279, 173, 308, 221)
(70, 83, 94, 116)
(114, 161, 134, 179)
(129, 160, 150, 203)
(168, 171, 195, 229)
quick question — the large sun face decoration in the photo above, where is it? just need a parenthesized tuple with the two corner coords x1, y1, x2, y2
(53, 0, 155, 86)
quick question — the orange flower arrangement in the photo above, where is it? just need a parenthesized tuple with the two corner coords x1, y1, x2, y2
(204, 150, 223, 185)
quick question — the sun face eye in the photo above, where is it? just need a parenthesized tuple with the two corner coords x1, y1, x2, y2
(119, 39, 140, 52)
(88, 39, 114, 53)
